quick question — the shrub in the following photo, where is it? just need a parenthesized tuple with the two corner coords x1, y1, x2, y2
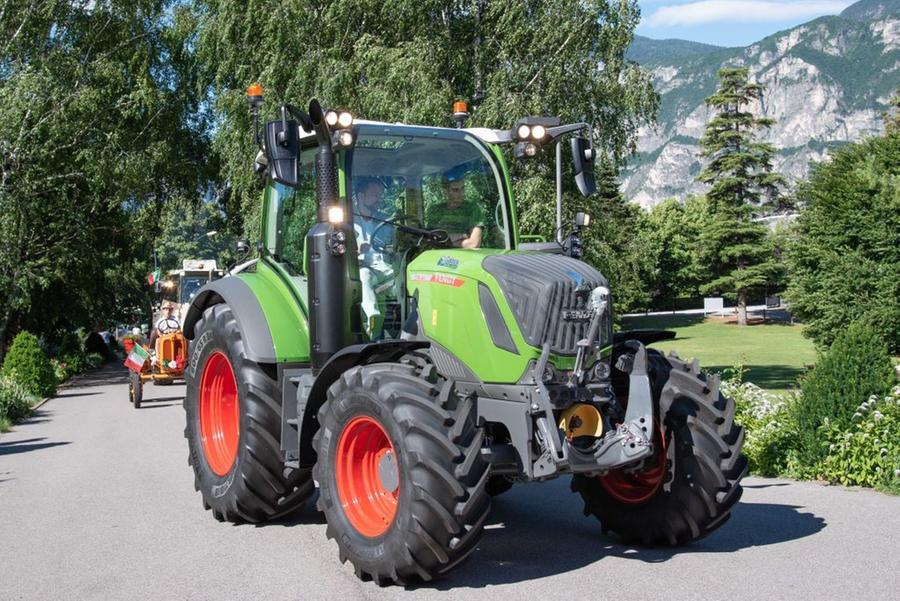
(1, 331, 57, 398)
(820, 384, 900, 493)
(0, 375, 38, 424)
(56, 331, 87, 375)
(58, 331, 83, 358)
(50, 358, 68, 383)
(85, 352, 105, 368)
(796, 321, 894, 467)
(727, 378, 801, 476)
(84, 332, 110, 360)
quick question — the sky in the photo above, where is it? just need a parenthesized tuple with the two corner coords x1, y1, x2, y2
(636, 0, 857, 46)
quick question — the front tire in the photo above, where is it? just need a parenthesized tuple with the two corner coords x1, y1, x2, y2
(184, 303, 314, 523)
(572, 350, 747, 545)
(314, 362, 491, 585)
(129, 371, 142, 408)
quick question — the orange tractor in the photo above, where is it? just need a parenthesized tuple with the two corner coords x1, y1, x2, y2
(126, 304, 189, 408)
(126, 260, 223, 408)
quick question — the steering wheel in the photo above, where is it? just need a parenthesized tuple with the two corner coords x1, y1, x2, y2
(157, 318, 180, 334)
(369, 214, 417, 251)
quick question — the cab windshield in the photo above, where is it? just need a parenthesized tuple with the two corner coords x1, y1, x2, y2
(346, 129, 510, 339)
(180, 276, 208, 305)
(347, 130, 510, 252)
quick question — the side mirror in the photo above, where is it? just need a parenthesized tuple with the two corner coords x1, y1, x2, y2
(570, 137, 596, 197)
(264, 119, 299, 186)
(236, 238, 250, 258)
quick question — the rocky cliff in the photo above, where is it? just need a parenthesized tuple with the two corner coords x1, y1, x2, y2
(623, 0, 900, 209)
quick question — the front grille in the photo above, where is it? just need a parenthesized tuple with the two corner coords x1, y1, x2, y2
(482, 254, 610, 356)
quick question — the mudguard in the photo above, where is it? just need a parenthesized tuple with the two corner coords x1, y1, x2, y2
(183, 277, 277, 363)
(613, 329, 676, 348)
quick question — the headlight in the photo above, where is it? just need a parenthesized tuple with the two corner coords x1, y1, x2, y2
(591, 361, 610, 381)
(325, 110, 339, 127)
(327, 206, 345, 223)
(338, 130, 354, 146)
(531, 125, 546, 140)
(337, 111, 353, 128)
(517, 124, 531, 140)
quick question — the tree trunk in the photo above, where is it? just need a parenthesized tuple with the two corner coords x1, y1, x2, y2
(737, 291, 747, 326)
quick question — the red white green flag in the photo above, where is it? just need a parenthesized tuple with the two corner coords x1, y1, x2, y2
(147, 269, 161, 285)
(124, 344, 149, 373)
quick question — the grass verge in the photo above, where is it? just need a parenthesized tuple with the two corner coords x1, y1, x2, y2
(622, 313, 817, 392)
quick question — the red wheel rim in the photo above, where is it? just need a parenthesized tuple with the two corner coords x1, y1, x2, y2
(335, 415, 399, 537)
(599, 427, 667, 504)
(199, 351, 240, 476)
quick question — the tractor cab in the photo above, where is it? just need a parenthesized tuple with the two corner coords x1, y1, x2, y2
(261, 111, 593, 341)
(159, 259, 225, 324)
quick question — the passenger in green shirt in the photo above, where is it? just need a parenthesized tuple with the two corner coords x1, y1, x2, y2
(425, 171, 486, 248)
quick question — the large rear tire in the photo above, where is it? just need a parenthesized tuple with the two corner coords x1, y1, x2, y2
(314, 361, 491, 585)
(572, 349, 747, 545)
(184, 303, 314, 523)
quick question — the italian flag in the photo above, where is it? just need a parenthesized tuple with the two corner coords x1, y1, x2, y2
(124, 345, 149, 373)
(147, 269, 161, 285)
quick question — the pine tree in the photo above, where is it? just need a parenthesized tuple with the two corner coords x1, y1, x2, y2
(697, 67, 783, 326)
(885, 88, 900, 134)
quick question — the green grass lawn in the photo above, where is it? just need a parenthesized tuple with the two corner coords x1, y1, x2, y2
(621, 314, 818, 392)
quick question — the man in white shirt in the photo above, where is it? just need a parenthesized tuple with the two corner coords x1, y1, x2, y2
(353, 177, 395, 338)
(150, 302, 180, 348)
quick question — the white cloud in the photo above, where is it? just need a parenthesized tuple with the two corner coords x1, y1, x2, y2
(645, 1, 853, 27)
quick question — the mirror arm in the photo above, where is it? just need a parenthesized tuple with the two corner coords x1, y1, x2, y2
(546, 122, 589, 141)
(284, 104, 314, 133)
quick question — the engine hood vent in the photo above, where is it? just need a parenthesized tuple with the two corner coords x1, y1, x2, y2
(482, 253, 610, 356)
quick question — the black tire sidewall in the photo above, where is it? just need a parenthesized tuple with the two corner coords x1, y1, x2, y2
(131, 371, 142, 408)
(317, 386, 417, 569)
(184, 307, 247, 507)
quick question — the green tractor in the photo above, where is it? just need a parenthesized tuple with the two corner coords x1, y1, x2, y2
(182, 88, 746, 585)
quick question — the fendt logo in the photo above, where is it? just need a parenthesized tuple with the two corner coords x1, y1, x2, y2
(562, 284, 594, 322)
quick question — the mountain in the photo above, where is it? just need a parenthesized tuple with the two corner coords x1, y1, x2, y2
(626, 36, 728, 63)
(623, 0, 900, 209)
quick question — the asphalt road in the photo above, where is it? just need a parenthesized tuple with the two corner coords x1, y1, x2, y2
(2, 366, 898, 601)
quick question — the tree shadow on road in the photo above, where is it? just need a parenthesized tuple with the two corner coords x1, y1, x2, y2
(0, 436, 71, 456)
(61, 364, 132, 387)
(426, 479, 825, 590)
(136, 397, 184, 408)
(55, 391, 102, 399)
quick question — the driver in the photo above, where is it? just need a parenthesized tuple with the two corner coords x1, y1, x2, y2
(149, 302, 180, 348)
(426, 167, 485, 249)
(353, 177, 395, 337)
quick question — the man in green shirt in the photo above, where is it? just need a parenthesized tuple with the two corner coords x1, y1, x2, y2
(425, 169, 486, 249)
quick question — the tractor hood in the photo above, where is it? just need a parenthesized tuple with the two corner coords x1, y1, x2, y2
(406, 249, 611, 383)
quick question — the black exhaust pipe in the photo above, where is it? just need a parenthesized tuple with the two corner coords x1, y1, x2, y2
(306, 99, 359, 373)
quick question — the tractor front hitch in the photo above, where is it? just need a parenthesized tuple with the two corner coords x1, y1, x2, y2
(566, 342, 655, 473)
(527, 342, 656, 478)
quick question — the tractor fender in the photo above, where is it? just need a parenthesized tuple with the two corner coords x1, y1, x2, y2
(183, 277, 277, 364)
(297, 340, 430, 466)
